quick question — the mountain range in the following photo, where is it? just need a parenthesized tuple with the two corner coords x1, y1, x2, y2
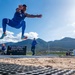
(1, 37, 75, 51)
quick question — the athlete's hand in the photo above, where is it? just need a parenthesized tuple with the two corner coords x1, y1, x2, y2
(37, 14, 42, 18)
(18, 5, 23, 10)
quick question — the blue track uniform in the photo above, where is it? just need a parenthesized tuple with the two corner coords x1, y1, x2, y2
(1, 11, 27, 39)
(31, 39, 37, 55)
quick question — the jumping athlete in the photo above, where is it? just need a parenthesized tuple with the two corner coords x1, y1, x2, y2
(0, 4, 42, 40)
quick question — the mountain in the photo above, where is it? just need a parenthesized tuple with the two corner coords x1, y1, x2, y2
(48, 37, 75, 50)
(36, 38, 48, 51)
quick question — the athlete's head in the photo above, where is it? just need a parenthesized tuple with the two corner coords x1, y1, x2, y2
(2, 43, 5, 46)
(22, 4, 27, 12)
(33, 38, 35, 40)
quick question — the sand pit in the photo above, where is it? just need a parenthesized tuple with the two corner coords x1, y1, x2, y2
(0, 57, 75, 69)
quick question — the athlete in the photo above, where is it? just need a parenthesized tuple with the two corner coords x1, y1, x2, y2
(0, 4, 42, 40)
(31, 38, 37, 55)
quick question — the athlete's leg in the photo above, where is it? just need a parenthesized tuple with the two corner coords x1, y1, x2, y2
(33, 47, 35, 55)
(2, 18, 9, 33)
(0, 18, 9, 39)
(21, 21, 26, 37)
(0, 18, 17, 39)
(31, 46, 34, 55)
(31, 46, 35, 55)
(15, 21, 26, 39)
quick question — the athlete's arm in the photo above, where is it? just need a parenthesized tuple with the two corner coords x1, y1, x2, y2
(16, 8, 20, 12)
(16, 5, 23, 12)
(25, 13, 42, 18)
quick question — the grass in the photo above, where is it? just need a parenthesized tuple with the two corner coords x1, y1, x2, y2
(47, 51, 66, 56)
(26, 51, 66, 56)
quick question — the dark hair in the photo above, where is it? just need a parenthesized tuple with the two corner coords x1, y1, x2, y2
(23, 4, 27, 7)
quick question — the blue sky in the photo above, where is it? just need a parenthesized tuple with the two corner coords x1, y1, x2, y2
(0, 0, 75, 43)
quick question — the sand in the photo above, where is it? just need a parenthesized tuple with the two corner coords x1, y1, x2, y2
(0, 57, 75, 69)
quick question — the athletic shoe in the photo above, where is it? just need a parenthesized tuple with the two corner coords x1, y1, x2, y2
(0, 33, 7, 39)
(21, 36, 28, 40)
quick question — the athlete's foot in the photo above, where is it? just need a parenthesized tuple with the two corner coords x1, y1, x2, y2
(21, 36, 28, 40)
(0, 33, 7, 39)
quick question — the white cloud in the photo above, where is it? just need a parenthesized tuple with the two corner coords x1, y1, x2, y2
(25, 32, 39, 39)
(0, 28, 39, 44)
(69, 22, 75, 27)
